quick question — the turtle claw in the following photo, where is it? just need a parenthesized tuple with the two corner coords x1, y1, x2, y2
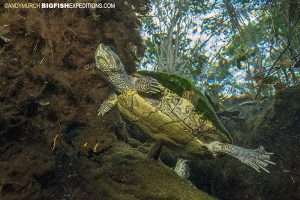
(148, 79, 164, 94)
(265, 160, 276, 165)
(98, 106, 109, 116)
(148, 85, 162, 94)
(97, 108, 104, 116)
(249, 163, 261, 173)
(239, 145, 275, 173)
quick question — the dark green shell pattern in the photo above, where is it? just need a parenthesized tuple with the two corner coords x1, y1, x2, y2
(137, 70, 233, 143)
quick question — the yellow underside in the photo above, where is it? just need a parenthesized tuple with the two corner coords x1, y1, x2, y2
(117, 90, 210, 157)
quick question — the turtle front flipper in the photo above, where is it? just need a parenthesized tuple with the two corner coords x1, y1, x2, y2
(98, 93, 118, 116)
(207, 141, 275, 173)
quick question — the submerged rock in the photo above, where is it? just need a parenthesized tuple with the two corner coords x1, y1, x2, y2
(89, 143, 216, 200)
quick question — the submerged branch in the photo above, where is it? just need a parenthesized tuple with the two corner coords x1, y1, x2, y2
(255, 41, 290, 99)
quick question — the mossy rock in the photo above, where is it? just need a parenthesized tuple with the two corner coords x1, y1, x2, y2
(89, 143, 217, 200)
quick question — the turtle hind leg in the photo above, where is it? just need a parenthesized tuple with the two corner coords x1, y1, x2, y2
(174, 158, 190, 178)
(98, 93, 118, 116)
(207, 141, 275, 173)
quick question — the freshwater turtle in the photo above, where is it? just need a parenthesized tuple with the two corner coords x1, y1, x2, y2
(95, 43, 275, 173)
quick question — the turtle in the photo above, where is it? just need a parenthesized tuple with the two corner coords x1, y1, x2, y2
(95, 43, 275, 173)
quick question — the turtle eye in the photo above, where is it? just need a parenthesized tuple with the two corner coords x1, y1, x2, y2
(114, 56, 121, 66)
(103, 46, 109, 54)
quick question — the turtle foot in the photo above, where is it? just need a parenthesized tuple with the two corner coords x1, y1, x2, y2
(146, 78, 164, 94)
(236, 145, 276, 173)
(207, 141, 275, 173)
(98, 93, 118, 116)
(133, 75, 164, 95)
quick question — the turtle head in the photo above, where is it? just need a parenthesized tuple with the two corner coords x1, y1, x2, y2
(95, 43, 126, 77)
(95, 43, 133, 93)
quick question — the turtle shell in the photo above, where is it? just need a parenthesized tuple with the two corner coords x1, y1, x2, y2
(136, 71, 233, 142)
(117, 89, 216, 158)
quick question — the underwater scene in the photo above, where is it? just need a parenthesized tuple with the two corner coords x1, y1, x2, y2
(0, 0, 299, 199)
